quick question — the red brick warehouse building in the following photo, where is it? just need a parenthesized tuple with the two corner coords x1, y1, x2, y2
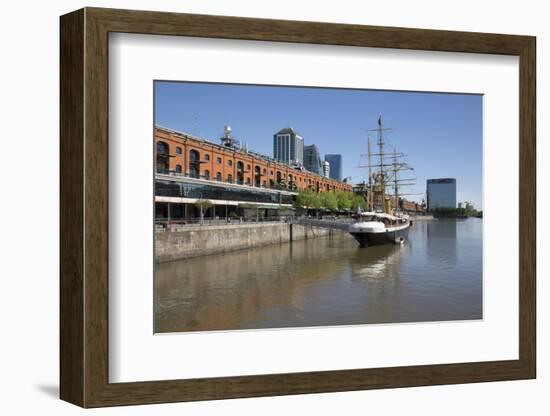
(154, 126, 352, 222)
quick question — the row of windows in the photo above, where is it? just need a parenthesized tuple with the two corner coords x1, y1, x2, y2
(169, 167, 291, 188)
(168, 144, 273, 170)
(174, 146, 210, 162)
(169, 165, 338, 189)
(158, 140, 345, 191)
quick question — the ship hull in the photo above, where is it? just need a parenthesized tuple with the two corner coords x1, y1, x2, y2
(350, 224, 410, 248)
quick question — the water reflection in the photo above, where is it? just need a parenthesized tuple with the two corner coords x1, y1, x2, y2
(155, 218, 483, 333)
(349, 243, 410, 280)
(426, 219, 458, 267)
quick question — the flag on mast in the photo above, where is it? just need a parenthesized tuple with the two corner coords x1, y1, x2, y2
(378, 114, 382, 127)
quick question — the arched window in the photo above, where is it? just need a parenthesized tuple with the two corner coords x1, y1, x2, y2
(175, 164, 182, 174)
(228, 159, 233, 167)
(156, 141, 169, 154)
(236, 161, 244, 185)
(216, 172, 222, 181)
(189, 149, 200, 178)
(204, 170, 210, 180)
(227, 174, 233, 183)
(254, 166, 261, 187)
(156, 141, 169, 173)
(204, 154, 210, 161)
(176, 146, 182, 155)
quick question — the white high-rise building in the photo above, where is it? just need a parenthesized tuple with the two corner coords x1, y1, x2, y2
(273, 127, 304, 165)
(322, 160, 330, 178)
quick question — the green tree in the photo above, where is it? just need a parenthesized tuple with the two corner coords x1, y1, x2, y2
(432, 207, 470, 217)
(321, 191, 338, 212)
(310, 192, 323, 218)
(297, 189, 359, 217)
(194, 199, 212, 223)
(296, 189, 316, 211)
(336, 191, 352, 211)
(351, 194, 367, 212)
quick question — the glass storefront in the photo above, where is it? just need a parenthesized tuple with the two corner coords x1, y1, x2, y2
(155, 179, 296, 205)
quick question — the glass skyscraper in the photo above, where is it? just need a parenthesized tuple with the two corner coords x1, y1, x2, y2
(426, 178, 457, 210)
(324, 154, 342, 181)
(303, 144, 321, 174)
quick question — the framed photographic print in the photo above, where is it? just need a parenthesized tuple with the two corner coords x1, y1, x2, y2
(60, 7, 536, 407)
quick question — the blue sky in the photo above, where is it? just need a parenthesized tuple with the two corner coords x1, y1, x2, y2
(155, 81, 482, 209)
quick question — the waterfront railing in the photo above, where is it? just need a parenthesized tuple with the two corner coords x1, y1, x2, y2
(155, 216, 290, 231)
(154, 215, 356, 233)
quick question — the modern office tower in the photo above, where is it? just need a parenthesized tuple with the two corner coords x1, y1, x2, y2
(303, 144, 322, 174)
(426, 178, 457, 210)
(324, 154, 342, 181)
(273, 127, 304, 165)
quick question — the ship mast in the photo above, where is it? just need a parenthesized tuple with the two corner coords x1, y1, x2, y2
(368, 115, 394, 213)
(377, 115, 385, 186)
(367, 134, 372, 211)
(393, 153, 399, 211)
(359, 114, 417, 214)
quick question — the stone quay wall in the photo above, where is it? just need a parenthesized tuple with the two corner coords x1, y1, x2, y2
(155, 222, 341, 262)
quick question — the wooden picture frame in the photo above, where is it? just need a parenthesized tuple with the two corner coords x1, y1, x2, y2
(60, 7, 536, 408)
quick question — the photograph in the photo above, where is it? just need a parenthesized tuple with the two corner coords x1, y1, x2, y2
(50, 4, 538, 410)
(153, 81, 483, 334)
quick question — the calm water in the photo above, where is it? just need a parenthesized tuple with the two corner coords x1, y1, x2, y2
(155, 218, 482, 333)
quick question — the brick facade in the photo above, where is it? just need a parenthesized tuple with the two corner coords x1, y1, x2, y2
(400, 198, 425, 213)
(155, 127, 352, 193)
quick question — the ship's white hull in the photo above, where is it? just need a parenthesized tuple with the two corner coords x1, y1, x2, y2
(349, 221, 410, 248)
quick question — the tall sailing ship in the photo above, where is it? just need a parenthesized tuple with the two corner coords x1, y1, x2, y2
(349, 115, 417, 248)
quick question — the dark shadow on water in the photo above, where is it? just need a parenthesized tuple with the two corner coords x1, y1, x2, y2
(35, 384, 59, 399)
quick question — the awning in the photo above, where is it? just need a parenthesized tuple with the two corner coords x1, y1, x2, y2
(240, 203, 290, 210)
